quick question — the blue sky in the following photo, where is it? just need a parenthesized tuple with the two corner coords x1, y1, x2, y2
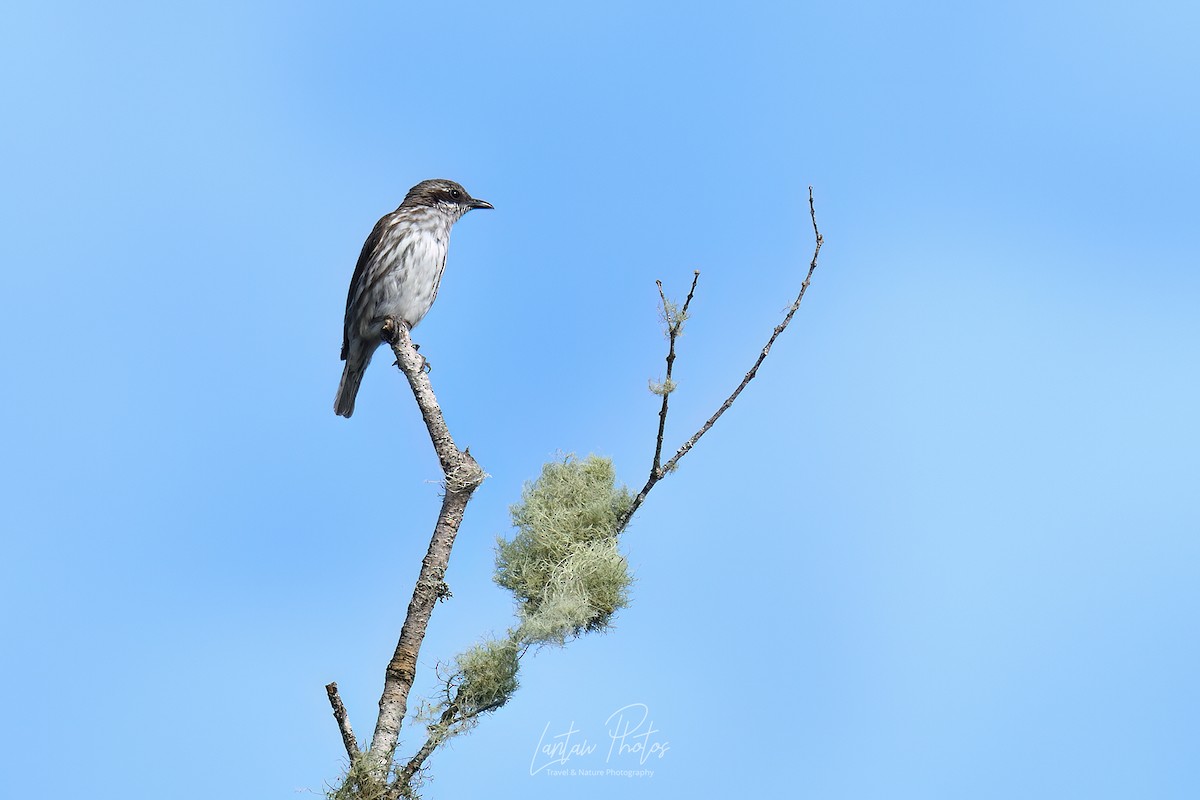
(2, 1, 1197, 797)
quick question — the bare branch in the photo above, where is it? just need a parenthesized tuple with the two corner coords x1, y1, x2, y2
(650, 270, 700, 475)
(660, 190, 822, 472)
(326, 318, 486, 781)
(325, 682, 360, 762)
(680, 270, 700, 316)
(618, 187, 824, 532)
(382, 318, 469, 476)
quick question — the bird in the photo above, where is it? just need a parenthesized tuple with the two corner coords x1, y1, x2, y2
(334, 178, 492, 417)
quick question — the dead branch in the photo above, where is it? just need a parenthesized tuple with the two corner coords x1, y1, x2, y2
(325, 682, 360, 762)
(328, 318, 486, 783)
(618, 187, 824, 533)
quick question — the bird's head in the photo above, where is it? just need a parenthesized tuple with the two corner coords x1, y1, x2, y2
(401, 179, 493, 219)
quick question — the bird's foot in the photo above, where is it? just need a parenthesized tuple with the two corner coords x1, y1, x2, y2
(393, 357, 429, 372)
(380, 318, 431, 372)
(380, 317, 405, 345)
(416, 346, 431, 374)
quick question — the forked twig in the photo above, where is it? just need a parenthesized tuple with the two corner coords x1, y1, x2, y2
(618, 187, 824, 533)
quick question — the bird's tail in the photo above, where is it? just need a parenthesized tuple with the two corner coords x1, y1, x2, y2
(334, 351, 370, 418)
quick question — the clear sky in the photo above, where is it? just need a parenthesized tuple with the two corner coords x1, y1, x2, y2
(2, 1, 1197, 797)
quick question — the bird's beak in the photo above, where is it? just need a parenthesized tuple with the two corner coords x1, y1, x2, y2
(469, 198, 494, 210)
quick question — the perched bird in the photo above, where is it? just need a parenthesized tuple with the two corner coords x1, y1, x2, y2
(335, 179, 492, 417)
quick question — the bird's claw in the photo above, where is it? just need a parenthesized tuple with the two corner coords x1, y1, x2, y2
(380, 318, 395, 344)
(379, 317, 430, 371)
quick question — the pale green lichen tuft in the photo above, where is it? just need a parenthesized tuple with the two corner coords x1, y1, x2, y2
(326, 752, 390, 800)
(495, 455, 633, 643)
(648, 377, 678, 396)
(454, 636, 520, 714)
(660, 297, 690, 336)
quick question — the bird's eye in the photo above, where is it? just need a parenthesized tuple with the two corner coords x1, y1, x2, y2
(450, 189, 461, 199)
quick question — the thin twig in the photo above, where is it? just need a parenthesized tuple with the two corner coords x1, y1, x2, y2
(651, 270, 700, 474)
(618, 187, 823, 533)
(393, 704, 457, 798)
(661, 190, 822, 472)
(325, 682, 360, 762)
(391, 697, 507, 799)
(680, 273, 700, 316)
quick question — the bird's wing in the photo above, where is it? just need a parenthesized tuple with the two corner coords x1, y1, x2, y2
(341, 213, 393, 361)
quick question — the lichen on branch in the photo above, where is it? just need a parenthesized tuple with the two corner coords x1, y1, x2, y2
(495, 455, 633, 643)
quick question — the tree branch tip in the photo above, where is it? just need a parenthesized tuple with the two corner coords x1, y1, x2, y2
(325, 681, 361, 761)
